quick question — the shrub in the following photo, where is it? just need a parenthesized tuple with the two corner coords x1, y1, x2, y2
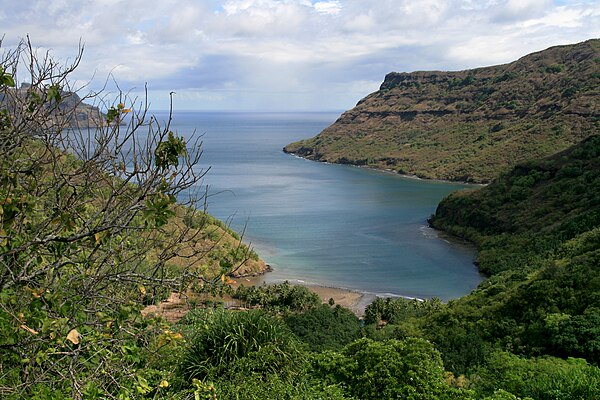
(233, 281, 320, 312)
(179, 309, 303, 381)
(284, 304, 362, 351)
(314, 337, 469, 400)
(472, 351, 600, 400)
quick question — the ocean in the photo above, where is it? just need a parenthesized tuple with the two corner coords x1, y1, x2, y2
(161, 111, 483, 300)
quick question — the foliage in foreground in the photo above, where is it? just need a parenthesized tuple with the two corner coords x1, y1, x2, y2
(472, 351, 600, 400)
(284, 303, 362, 351)
(0, 39, 258, 398)
(178, 308, 303, 381)
(314, 337, 469, 400)
(175, 308, 352, 400)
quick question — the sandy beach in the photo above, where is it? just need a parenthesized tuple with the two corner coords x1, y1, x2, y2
(231, 274, 374, 317)
(143, 274, 377, 323)
(305, 285, 375, 316)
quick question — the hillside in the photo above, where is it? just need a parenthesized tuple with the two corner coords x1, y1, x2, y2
(430, 134, 600, 276)
(284, 39, 600, 183)
(427, 135, 600, 365)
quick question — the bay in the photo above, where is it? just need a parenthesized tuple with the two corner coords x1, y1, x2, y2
(164, 111, 484, 300)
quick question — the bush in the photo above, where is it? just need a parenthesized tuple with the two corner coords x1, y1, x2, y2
(314, 337, 469, 400)
(214, 372, 350, 400)
(284, 304, 362, 351)
(233, 281, 321, 312)
(178, 309, 304, 381)
(472, 351, 600, 400)
(364, 296, 444, 325)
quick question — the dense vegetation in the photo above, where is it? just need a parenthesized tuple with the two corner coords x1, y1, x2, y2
(284, 39, 600, 183)
(428, 135, 600, 363)
(424, 135, 600, 396)
(0, 40, 264, 398)
(233, 281, 321, 312)
(2, 40, 600, 399)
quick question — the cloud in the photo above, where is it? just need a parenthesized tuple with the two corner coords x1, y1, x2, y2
(522, 5, 600, 29)
(313, 1, 342, 15)
(1, 0, 598, 110)
(493, 0, 554, 22)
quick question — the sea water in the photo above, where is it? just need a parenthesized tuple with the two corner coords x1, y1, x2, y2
(162, 111, 483, 300)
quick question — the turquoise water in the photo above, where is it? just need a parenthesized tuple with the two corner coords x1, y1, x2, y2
(165, 111, 483, 300)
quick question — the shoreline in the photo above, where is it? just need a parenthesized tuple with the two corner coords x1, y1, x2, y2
(230, 274, 377, 317)
(285, 151, 487, 186)
(230, 274, 442, 317)
(227, 152, 486, 316)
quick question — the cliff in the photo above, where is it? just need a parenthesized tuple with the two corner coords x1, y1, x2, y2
(284, 39, 600, 183)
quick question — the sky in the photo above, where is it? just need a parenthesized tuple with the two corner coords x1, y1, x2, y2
(1, 0, 599, 111)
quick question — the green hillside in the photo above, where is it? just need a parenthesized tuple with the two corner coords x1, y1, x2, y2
(285, 39, 600, 183)
(427, 134, 600, 364)
(431, 134, 600, 276)
(350, 135, 600, 399)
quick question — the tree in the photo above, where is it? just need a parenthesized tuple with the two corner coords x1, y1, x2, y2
(0, 38, 235, 398)
(472, 351, 600, 400)
(233, 281, 321, 312)
(313, 338, 469, 400)
(284, 304, 362, 351)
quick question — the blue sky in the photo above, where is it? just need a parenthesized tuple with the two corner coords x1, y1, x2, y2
(1, 0, 599, 111)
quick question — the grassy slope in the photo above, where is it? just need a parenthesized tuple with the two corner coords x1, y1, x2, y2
(160, 205, 267, 279)
(285, 39, 600, 183)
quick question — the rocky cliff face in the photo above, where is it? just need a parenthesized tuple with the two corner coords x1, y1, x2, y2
(57, 89, 106, 127)
(284, 39, 600, 183)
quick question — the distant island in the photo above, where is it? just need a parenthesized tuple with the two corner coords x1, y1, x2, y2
(284, 39, 600, 183)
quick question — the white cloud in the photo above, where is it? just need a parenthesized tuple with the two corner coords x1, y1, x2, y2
(521, 5, 600, 29)
(1, 0, 598, 110)
(343, 12, 376, 32)
(313, 1, 342, 15)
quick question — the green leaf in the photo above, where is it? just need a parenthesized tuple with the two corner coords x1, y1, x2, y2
(106, 107, 119, 124)
(46, 84, 62, 104)
(135, 375, 151, 395)
(27, 91, 42, 112)
(143, 194, 176, 227)
(155, 131, 186, 169)
(0, 68, 15, 87)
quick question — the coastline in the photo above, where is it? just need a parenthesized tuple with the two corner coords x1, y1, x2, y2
(220, 149, 487, 317)
(230, 274, 375, 317)
(285, 150, 488, 186)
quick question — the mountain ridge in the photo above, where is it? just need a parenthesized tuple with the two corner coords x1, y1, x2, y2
(284, 39, 600, 183)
